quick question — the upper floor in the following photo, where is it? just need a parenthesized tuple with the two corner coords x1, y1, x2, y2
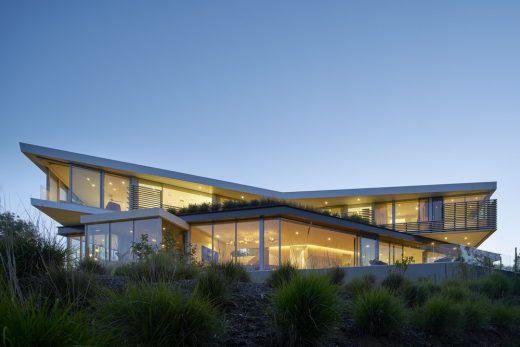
(21, 143, 497, 246)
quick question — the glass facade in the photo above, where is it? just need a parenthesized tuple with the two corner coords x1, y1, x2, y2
(360, 238, 377, 266)
(87, 223, 109, 261)
(264, 219, 280, 269)
(109, 221, 134, 262)
(191, 224, 213, 262)
(236, 220, 260, 270)
(163, 184, 212, 209)
(374, 202, 393, 225)
(213, 222, 235, 263)
(72, 166, 101, 207)
(104, 174, 129, 211)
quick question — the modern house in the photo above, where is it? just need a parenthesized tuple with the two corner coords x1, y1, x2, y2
(21, 143, 499, 270)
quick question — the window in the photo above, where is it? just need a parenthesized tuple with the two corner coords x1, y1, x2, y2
(161, 220, 185, 252)
(68, 236, 82, 265)
(87, 224, 109, 261)
(374, 202, 392, 225)
(403, 245, 423, 264)
(264, 219, 280, 269)
(347, 204, 372, 222)
(110, 221, 134, 262)
(163, 184, 212, 209)
(360, 238, 377, 266)
(191, 224, 213, 262)
(134, 219, 161, 251)
(395, 200, 419, 224)
(104, 174, 129, 211)
(213, 223, 235, 263)
(280, 220, 356, 269)
(48, 172, 58, 201)
(47, 162, 69, 202)
(236, 220, 259, 270)
(72, 166, 101, 207)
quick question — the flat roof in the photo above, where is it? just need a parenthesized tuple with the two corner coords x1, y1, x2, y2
(80, 208, 189, 230)
(20, 142, 497, 202)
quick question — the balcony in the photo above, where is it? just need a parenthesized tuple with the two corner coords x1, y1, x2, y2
(386, 199, 497, 233)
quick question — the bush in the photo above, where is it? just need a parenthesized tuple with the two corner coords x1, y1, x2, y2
(343, 273, 376, 297)
(489, 304, 515, 331)
(413, 296, 459, 334)
(459, 301, 488, 332)
(97, 282, 224, 346)
(272, 274, 341, 346)
(211, 261, 250, 283)
(381, 272, 405, 293)
(0, 289, 101, 347)
(194, 268, 231, 307)
(353, 287, 405, 336)
(480, 272, 512, 300)
(266, 262, 298, 288)
(113, 252, 199, 282)
(326, 266, 345, 285)
(440, 282, 471, 303)
(77, 257, 105, 274)
(401, 281, 431, 307)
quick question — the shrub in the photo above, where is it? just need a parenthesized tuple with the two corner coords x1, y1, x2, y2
(413, 296, 459, 334)
(194, 268, 231, 307)
(440, 282, 471, 303)
(267, 262, 298, 288)
(489, 304, 515, 331)
(459, 301, 488, 332)
(381, 272, 406, 293)
(480, 272, 512, 299)
(113, 252, 199, 282)
(0, 290, 101, 346)
(77, 257, 105, 274)
(343, 273, 376, 297)
(326, 266, 345, 285)
(97, 282, 224, 346)
(401, 281, 431, 307)
(272, 274, 341, 346)
(353, 287, 405, 336)
(211, 261, 250, 283)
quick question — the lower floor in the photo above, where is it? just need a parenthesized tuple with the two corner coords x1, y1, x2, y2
(65, 211, 500, 270)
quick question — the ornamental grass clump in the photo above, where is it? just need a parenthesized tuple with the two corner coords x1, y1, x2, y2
(413, 296, 460, 335)
(343, 273, 376, 297)
(266, 262, 298, 288)
(97, 282, 223, 346)
(440, 281, 472, 303)
(381, 272, 406, 293)
(479, 272, 512, 300)
(401, 281, 431, 307)
(489, 304, 515, 331)
(77, 257, 106, 274)
(211, 261, 250, 283)
(194, 267, 231, 307)
(353, 287, 406, 336)
(326, 266, 345, 285)
(458, 300, 488, 333)
(272, 274, 341, 346)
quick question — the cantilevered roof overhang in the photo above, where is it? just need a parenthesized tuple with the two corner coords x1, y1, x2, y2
(20, 143, 497, 205)
(31, 198, 111, 226)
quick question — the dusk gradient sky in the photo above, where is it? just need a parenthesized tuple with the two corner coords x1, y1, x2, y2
(1, 1, 519, 257)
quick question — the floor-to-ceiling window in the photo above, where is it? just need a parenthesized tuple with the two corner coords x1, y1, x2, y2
(347, 204, 373, 222)
(163, 184, 212, 209)
(191, 224, 213, 262)
(236, 220, 260, 270)
(134, 218, 161, 251)
(104, 174, 129, 211)
(47, 162, 70, 202)
(213, 222, 235, 263)
(109, 221, 134, 262)
(264, 219, 280, 269)
(72, 166, 101, 207)
(87, 224, 109, 261)
(374, 202, 393, 226)
(394, 200, 419, 224)
(360, 238, 377, 266)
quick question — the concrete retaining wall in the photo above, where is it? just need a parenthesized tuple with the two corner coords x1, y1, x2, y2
(249, 262, 493, 284)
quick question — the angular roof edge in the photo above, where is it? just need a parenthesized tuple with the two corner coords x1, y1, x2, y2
(20, 142, 497, 199)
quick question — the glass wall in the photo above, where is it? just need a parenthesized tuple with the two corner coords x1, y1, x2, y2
(72, 166, 101, 207)
(394, 200, 419, 224)
(347, 204, 372, 222)
(163, 184, 212, 209)
(236, 220, 260, 270)
(360, 238, 377, 266)
(67, 235, 83, 265)
(47, 162, 70, 202)
(280, 220, 356, 269)
(213, 223, 235, 263)
(191, 224, 213, 262)
(109, 221, 134, 262)
(104, 174, 129, 211)
(374, 202, 393, 225)
(134, 218, 161, 251)
(264, 219, 280, 269)
(87, 224, 109, 261)
(161, 219, 185, 252)
(379, 242, 403, 265)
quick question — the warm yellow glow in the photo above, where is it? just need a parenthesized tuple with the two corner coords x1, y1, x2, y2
(279, 244, 355, 255)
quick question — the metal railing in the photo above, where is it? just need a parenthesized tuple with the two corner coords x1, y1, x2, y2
(385, 200, 497, 233)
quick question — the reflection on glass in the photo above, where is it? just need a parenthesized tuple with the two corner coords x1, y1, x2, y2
(403, 245, 423, 264)
(69, 236, 82, 264)
(47, 162, 69, 202)
(213, 223, 235, 263)
(360, 238, 377, 266)
(347, 204, 372, 222)
(395, 200, 419, 223)
(161, 220, 185, 252)
(72, 166, 101, 207)
(110, 221, 134, 262)
(236, 221, 259, 270)
(191, 224, 213, 262)
(281, 220, 356, 269)
(48, 172, 58, 201)
(134, 219, 161, 251)
(264, 219, 280, 269)
(87, 224, 109, 261)
(104, 174, 129, 211)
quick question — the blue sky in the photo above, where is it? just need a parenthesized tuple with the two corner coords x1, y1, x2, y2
(1, 1, 519, 257)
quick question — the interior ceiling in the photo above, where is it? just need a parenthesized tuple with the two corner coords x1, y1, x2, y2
(416, 231, 493, 247)
(33, 204, 86, 226)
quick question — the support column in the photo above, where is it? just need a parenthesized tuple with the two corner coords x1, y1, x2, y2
(278, 218, 282, 267)
(259, 217, 265, 271)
